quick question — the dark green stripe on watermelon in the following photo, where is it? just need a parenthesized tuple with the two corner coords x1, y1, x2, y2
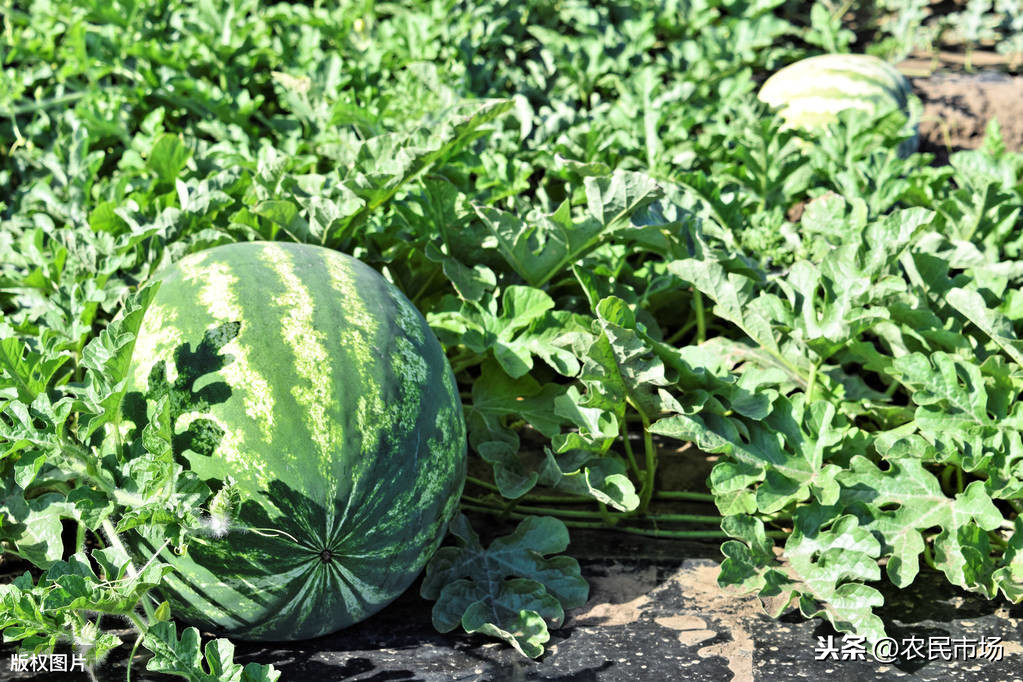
(123, 241, 466, 641)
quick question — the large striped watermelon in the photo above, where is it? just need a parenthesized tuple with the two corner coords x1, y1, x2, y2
(757, 53, 920, 156)
(120, 241, 466, 641)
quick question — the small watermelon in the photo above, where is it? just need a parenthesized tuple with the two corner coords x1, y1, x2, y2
(758, 53, 920, 156)
(121, 241, 466, 641)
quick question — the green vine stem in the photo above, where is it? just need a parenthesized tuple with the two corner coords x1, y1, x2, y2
(634, 404, 658, 515)
(664, 318, 697, 346)
(466, 480, 718, 505)
(126, 631, 144, 682)
(61, 441, 119, 497)
(940, 465, 954, 494)
(655, 491, 716, 502)
(883, 378, 900, 398)
(448, 349, 484, 375)
(126, 611, 154, 682)
(500, 495, 520, 519)
(462, 496, 722, 524)
(806, 360, 820, 403)
(693, 289, 706, 344)
(4, 91, 89, 116)
(409, 268, 441, 306)
(620, 416, 642, 480)
(922, 541, 937, 570)
(465, 475, 501, 493)
(100, 519, 162, 623)
(640, 513, 731, 523)
(127, 612, 149, 637)
(462, 503, 784, 539)
(101, 520, 135, 571)
(75, 523, 87, 554)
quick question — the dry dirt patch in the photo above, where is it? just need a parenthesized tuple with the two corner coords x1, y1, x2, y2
(909, 69, 1023, 156)
(572, 559, 770, 682)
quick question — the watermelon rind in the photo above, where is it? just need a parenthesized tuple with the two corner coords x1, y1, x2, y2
(121, 241, 466, 641)
(758, 53, 920, 157)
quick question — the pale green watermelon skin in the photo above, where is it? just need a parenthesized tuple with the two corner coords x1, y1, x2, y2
(758, 53, 919, 155)
(122, 241, 466, 641)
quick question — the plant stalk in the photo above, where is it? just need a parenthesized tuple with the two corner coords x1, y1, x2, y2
(463, 497, 721, 523)
(656, 491, 716, 502)
(693, 290, 706, 344)
(635, 405, 658, 514)
(463, 504, 780, 539)
(806, 360, 819, 403)
(620, 416, 642, 480)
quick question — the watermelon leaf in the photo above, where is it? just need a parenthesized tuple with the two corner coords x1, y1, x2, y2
(421, 514, 588, 657)
(0, 568, 124, 667)
(143, 621, 281, 682)
(431, 286, 587, 380)
(993, 518, 1023, 602)
(0, 336, 71, 404)
(538, 447, 639, 512)
(45, 552, 172, 616)
(72, 282, 160, 440)
(472, 170, 662, 288)
(466, 359, 568, 449)
(0, 485, 75, 568)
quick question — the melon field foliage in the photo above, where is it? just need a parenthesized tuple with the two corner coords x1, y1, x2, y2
(1, 0, 1023, 679)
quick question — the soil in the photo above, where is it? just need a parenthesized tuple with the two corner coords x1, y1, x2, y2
(903, 62, 1023, 159)
(7, 531, 1021, 682)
